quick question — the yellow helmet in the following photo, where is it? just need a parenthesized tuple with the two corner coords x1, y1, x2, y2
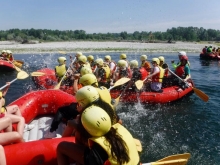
(117, 60, 127, 68)
(78, 55, 87, 63)
(129, 60, 138, 68)
(57, 57, 67, 64)
(158, 56, 165, 62)
(87, 55, 94, 61)
(81, 105, 111, 136)
(140, 55, 147, 61)
(79, 73, 98, 86)
(76, 86, 99, 108)
(75, 52, 83, 57)
(120, 53, 127, 59)
(152, 58, 160, 65)
(104, 55, 111, 61)
(1, 50, 6, 53)
(80, 66, 93, 76)
(95, 58, 104, 66)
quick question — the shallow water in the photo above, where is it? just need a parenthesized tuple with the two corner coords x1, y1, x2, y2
(0, 52, 220, 165)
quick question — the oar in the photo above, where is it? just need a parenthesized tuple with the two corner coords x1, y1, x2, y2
(108, 77, 130, 91)
(31, 72, 55, 77)
(0, 71, 29, 90)
(168, 68, 209, 102)
(14, 60, 24, 65)
(135, 77, 148, 90)
(142, 153, 190, 165)
(54, 57, 76, 89)
(8, 61, 22, 72)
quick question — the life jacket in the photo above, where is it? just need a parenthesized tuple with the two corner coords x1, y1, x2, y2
(141, 61, 151, 72)
(55, 64, 67, 79)
(118, 68, 132, 79)
(0, 94, 6, 118)
(98, 65, 111, 83)
(152, 66, 164, 83)
(88, 123, 140, 165)
(175, 65, 186, 78)
(139, 67, 148, 80)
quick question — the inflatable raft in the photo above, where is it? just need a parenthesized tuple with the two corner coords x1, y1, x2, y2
(200, 53, 220, 60)
(4, 89, 76, 165)
(110, 83, 194, 104)
(0, 60, 16, 71)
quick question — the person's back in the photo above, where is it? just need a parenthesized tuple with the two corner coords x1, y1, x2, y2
(140, 55, 151, 73)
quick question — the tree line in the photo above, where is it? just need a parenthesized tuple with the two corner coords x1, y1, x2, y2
(0, 26, 220, 43)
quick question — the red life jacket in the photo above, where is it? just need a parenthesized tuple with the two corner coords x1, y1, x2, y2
(175, 65, 185, 77)
(139, 67, 148, 80)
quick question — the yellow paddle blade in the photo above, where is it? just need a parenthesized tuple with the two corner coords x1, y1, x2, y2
(192, 87, 209, 102)
(151, 159, 188, 165)
(135, 80, 144, 90)
(59, 51, 66, 54)
(13, 61, 23, 68)
(14, 60, 24, 64)
(114, 77, 130, 87)
(156, 153, 190, 162)
(113, 96, 121, 108)
(31, 72, 46, 76)
(14, 65, 22, 72)
(17, 71, 29, 79)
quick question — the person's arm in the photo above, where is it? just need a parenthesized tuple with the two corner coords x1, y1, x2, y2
(184, 66, 191, 81)
(147, 67, 159, 79)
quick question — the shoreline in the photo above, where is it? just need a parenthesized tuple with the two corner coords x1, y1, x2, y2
(0, 41, 216, 54)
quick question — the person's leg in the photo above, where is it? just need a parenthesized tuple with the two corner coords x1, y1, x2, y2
(57, 141, 85, 165)
(0, 117, 12, 132)
(0, 132, 23, 145)
(5, 105, 22, 116)
(0, 145, 6, 165)
(5, 114, 25, 137)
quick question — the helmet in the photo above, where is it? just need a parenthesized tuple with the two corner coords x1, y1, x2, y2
(75, 52, 83, 57)
(158, 56, 165, 62)
(80, 66, 92, 76)
(87, 55, 94, 61)
(6, 50, 12, 54)
(57, 57, 67, 64)
(81, 105, 111, 136)
(152, 58, 160, 65)
(140, 55, 147, 61)
(95, 58, 104, 66)
(1, 50, 6, 53)
(78, 55, 87, 63)
(117, 60, 127, 68)
(129, 60, 138, 68)
(120, 53, 127, 59)
(178, 51, 186, 56)
(75, 86, 99, 108)
(79, 74, 98, 86)
(181, 55, 188, 61)
(104, 55, 111, 61)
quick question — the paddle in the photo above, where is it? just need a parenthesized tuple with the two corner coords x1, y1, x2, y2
(108, 77, 130, 91)
(168, 68, 209, 102)
(9, 61, 22, 72)
(13, 60, 24, 68)
(142, 153, 190, 165)
(31, 72, 55, 77)
(54, 57, 76, 89)
(0, 71, 29, 90)
(135, 77, 148, 90)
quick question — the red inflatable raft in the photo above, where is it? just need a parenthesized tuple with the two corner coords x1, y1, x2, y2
(200, 53, 220, 60)
(4, 89, 76, 165)
(0, 59, 16, 71)
(110, 83, 194, 104)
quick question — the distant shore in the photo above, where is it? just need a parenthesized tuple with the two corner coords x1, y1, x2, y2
(0, 41, 217, 54)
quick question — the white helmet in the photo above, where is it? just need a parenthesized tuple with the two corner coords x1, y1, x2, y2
(140, 55, 147, 61)
(178, 51, 186, 56)
(129, 60, 138, 68)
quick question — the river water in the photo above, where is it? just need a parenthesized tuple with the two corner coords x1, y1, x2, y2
(0, 52, 220, 165)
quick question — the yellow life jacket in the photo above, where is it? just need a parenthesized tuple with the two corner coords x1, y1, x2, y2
(102, 64, 111, 81)
(159, 66, 165, 83)
(89, 123, 140, 165)
(0, 92, 6, 114)
(55, 64, 67, 78)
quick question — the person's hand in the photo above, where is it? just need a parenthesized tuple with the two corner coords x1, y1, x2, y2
(73, 73, 80, 79)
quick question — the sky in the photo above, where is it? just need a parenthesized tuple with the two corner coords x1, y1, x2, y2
(1, 0, 220, 33)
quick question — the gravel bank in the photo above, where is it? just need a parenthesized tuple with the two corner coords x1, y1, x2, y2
(0, 41, 217, 54)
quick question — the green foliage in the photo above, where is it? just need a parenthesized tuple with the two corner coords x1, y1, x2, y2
(0, 27, 220, 42)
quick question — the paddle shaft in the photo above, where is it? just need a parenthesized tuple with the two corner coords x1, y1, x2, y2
(0, 78, 17, 90)
(168, 69, 189, 86)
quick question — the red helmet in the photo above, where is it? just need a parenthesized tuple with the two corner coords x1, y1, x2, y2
(181, 55, 188, 61)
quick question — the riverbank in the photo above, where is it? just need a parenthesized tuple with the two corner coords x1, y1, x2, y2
(0, 41, 217, 54)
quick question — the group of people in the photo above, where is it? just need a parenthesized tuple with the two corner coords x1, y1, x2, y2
(0, 50, 14, 61)
(54, 51, 191, 94)
(202, 45, 220, 56)
(0, 83, 34, 165)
